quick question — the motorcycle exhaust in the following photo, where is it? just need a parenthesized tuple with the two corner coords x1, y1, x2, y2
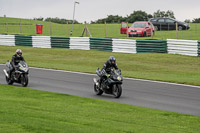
(3, 69, 9, 78)
(93, 78, 98, 86)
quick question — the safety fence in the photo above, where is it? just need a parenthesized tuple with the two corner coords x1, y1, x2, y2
(51, 37, 70, 49)
(0, 34, 15, 46)
(0, 34, 200, 57)
(90, 38, 112, 52)
(70, 37, 89, 50)
(1, 16, 200, 41)
(136, 40, 167, 53)
(167, 39, 198, 56)
(198, 41, 200, 56)
(112, 39, 136, 54)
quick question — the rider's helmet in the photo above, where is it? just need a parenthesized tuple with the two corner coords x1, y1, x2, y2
(16, 49, 22, 57)
(109, 56, 116, 65)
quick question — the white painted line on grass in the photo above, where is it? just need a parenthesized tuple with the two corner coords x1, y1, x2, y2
(1, 64, 200, 88)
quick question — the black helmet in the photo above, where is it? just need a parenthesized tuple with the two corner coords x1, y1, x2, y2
(16, 49, 22, 57)
(109, 56, 116, 65)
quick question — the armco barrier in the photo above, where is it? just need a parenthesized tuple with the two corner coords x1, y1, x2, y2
(32, 36, 51, 48)
(1, 34, 200, 57)
(15, 35, 32, 47)
(90, 38, 112, 52)
(112, 39, 136, 53)
(0, 34, 15, 46)
(70, 37, 90, 50)
(51, 37, 70, 49)
(167, 39, 198, 56)
(136, 40, 167, 53)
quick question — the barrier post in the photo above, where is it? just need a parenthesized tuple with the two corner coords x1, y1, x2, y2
(20, 19, 22, 33)
(150, 22, 154, 39)
(176, 22, 178, 39)
(6, 18, 8, 33)
(105, 21, 107, 38)
(127, 22, 129, 38)
(67, 21, 69, 36)
(50, 22, 52, 36)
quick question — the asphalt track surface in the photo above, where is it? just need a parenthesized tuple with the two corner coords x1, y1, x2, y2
(0, 65, 200, 116)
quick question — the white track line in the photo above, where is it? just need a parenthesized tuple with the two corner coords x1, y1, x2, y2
(1, 64, 200, 88)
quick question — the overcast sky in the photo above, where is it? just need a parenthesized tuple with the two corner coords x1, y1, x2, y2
(0, 0, 200, 23)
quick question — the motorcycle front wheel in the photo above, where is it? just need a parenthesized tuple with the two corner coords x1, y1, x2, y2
(94, 81, 103, 95)
(113, 84, 122, 98)
(21, 74, 28, 87)
(5, 76, 13, 85)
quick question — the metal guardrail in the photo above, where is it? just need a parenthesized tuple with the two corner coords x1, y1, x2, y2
(0, 35, 15, 46)
(112, 39, 136, 53)
(70, 37, 90, 50)
(167, 39, 198, 56)
(32, 36, 51, 48)
(15, 35, 32, 47)
(136, 40, 167, 53)
(0, 34, 200, 57)
(51, 37, 70, 49)
(90, 38, 112, 52)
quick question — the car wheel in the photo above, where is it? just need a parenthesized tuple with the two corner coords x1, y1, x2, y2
(144, 32, 146, 37)
(178, 26, 183, 30)
(154, 26, 158, 31)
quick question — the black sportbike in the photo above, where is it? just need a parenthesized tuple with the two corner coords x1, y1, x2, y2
(93, 68, 123, 98)
(3, 61, 29, 87)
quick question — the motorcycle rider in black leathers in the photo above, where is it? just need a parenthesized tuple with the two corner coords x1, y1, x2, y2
(99, 56, 119, 88)
(8, 49, 25, 78)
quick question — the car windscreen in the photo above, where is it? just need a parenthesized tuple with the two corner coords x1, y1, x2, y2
(131, 23, 145, 28)
(121, 22, 127, 27)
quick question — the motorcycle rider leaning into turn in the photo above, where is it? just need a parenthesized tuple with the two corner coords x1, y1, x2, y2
(99, 56, 119, 88)
(8, 49, 25, 78)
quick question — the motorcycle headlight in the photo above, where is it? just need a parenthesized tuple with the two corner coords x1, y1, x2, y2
(20, 67, 28, 72)
(117, 76, 122, 81)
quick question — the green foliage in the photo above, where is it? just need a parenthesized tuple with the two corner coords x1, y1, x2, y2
(153, 10, 175, 19)
(91, 10, 152, 24)
(33, 17, 44, 21)
(126, 10, 150, 23)
(91, 15, 126, 24)
(192, 18, 200, 23)
(0, 84, 200, 133)
(44, 17, 80, 24)
(184, 19, 191, 23)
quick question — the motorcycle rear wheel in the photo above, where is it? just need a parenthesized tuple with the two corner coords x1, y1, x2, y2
(113, 84, 122, 98)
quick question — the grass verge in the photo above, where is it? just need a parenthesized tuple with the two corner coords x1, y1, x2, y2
(1, 17, 200, 40)
(0, 84, 200, 133)
(0, 45, 200, 86)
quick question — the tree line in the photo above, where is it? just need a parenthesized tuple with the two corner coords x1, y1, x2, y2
(33, 17, 80, 24)
(34, 10, 200, 24)
(91, 10, 175, 24)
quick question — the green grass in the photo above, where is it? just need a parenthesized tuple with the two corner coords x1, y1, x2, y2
(1, 17, 200, 40)
(0, 45, 200, 86)
(0, 84, 200, 133)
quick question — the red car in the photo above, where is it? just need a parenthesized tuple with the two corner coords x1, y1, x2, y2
(120, 22, 128, 34)
(128, 21, 154, 37)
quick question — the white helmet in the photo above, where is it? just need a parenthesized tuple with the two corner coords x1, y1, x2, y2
(16, 49, 22, 57)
